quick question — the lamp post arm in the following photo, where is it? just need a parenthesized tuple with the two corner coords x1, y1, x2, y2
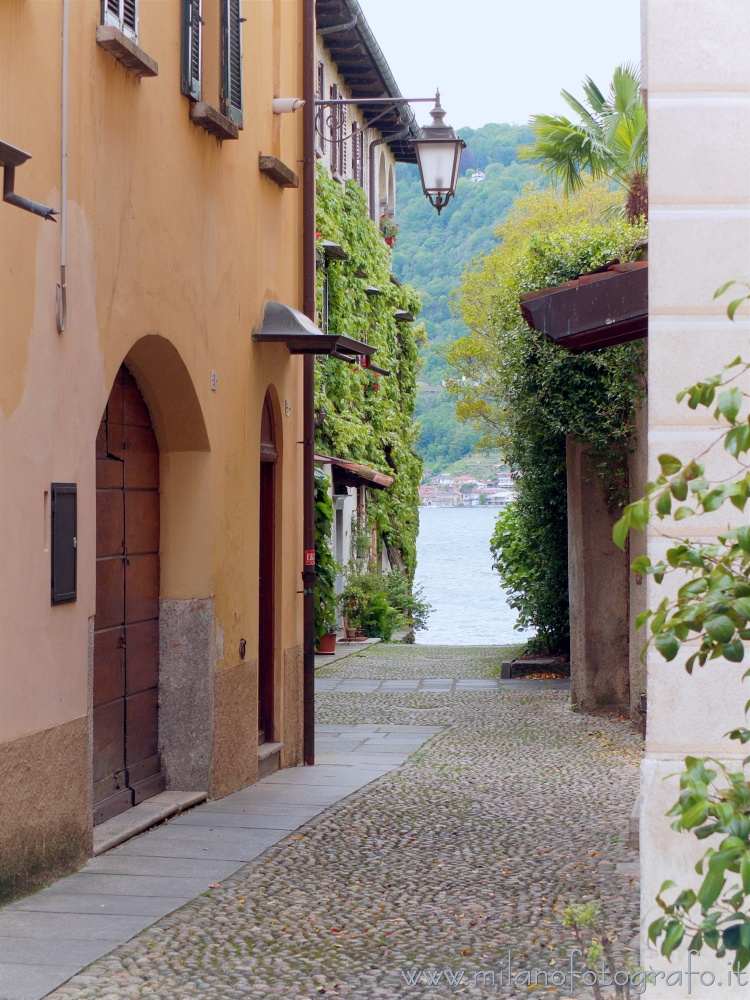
(314, 97, 435, 106)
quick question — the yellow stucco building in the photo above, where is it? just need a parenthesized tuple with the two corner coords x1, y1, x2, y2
(0, 0, 309, 899)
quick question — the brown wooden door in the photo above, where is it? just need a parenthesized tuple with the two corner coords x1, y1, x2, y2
(93, 366, 164, 825)
(258, 395, 276, 744)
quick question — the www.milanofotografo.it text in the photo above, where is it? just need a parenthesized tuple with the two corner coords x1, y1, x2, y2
(396, 950, 750, 994)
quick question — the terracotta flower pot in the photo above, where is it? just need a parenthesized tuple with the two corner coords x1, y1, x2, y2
(316, 631, 337, 655)
(384, 235, 395, 248)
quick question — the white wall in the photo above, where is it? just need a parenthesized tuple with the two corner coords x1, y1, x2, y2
(642, 3, 750, 995)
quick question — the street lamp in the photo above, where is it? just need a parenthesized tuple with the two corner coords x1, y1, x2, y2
(313, 91, 465, 216)
(411, 92, 466, 215)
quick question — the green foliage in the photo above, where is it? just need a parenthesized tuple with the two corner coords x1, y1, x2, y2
(521, 63, 648, 222)
(393, 124, 538, 387)
(383, 569, 432, 633)
(315, 166, 423, 579)
(414, 388, 483, 471)
(650, 756, 750, 971)
(337, 567, 396, 641)
(615, 282, 750, 971)
(337, 566, 431, 641)
(563, 904, 642, 999)
(491, 499, 569, 654)
(313, 468, 338, 642)
(448, 184, 647, 653)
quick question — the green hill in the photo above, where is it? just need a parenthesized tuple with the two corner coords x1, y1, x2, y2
(393, 123, 538, 470)
(393, 123, 538, 386)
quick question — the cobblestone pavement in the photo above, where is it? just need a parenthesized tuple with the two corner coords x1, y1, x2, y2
(315, 644, 525, 680)
(47, 645, 642, 1000)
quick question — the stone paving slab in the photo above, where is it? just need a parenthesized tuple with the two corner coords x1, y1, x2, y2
(315, 675, 570, 693)
(80, 855, 242, 881)
(0, 721, 436, 1000)
(0, 963, 100, 1000)
(6, 891, 191, 917)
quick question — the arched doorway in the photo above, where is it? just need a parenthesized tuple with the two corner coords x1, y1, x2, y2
(93, 365, 164, 825)
(258, 393, 277, 745)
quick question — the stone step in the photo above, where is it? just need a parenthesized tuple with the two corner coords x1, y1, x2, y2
(258, 741, 283, 779)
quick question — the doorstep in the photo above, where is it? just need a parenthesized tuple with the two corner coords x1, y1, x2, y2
(93, 790, 208, 856)
(258, 741, 283, 779)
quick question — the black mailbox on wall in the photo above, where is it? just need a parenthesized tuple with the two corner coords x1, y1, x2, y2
(51, 483, 77, 604)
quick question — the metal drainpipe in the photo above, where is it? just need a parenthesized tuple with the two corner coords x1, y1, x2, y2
(56, 0, 69, 333)
(302, 0, 316, 766)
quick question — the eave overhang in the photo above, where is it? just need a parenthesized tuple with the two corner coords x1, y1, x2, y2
(316, 0, 419, 163)
(520, 261, 648, 353)
(315, 452, 394, 490)
(254, 301, 375, 358)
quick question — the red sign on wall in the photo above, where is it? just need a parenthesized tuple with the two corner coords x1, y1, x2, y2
(304, 549, 316, 566)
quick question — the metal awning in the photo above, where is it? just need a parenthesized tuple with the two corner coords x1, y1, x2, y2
(315, 452, 394, 489)
(319, 240, 349, 262)
(520, 261, 647, 353)
(254, 301, 375, 358)
(394, 309, 414, 323)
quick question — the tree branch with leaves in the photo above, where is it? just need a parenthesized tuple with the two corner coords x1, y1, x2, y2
(614, 281, 750, 971)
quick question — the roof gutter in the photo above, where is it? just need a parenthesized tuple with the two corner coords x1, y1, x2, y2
(339, 0, 418, 139)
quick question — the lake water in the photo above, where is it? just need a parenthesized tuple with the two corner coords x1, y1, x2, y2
(414, 506, 530, 646)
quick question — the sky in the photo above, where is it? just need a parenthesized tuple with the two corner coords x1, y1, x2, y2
(360, 0, 642, 131)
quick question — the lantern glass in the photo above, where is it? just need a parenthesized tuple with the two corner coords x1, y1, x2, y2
(414, 139, 462, 195)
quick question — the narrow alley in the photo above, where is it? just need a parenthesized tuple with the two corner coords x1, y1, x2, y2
(11, 645, 642, 1000)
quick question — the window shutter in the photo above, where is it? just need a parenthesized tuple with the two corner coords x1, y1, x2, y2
(222, 0, 243, 127)
(51, 483, 77, 605)
(102, 0, 137, 40)
(122, 0, 137, 35)
(351, 122, 358, 181)
(329, 84, 338, 173)
(181, 0, 202, 101)
(340, 105, 347, 177)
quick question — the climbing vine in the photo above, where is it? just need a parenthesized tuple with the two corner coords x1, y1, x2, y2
(315, 166, 424, 577)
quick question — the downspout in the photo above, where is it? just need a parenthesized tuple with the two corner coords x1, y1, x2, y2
(56, 0, 69, 333)
(302, 0, 316, 766)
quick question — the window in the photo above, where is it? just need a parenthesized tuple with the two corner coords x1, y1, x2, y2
(103, 0, 137, 41)
(221, 0, 243, 127)
(181, 0, 202, 101)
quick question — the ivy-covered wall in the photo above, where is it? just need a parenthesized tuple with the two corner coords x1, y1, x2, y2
(315, 166, 423, 577)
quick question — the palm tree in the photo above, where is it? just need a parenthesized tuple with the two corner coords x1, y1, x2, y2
(521, 63, 647, 222)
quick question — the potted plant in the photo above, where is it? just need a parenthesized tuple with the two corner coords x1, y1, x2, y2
(379, 214, 398, 247)
(337, 565, 402, 642)
(314, 468, 339, 654)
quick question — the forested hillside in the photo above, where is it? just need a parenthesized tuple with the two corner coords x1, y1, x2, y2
(392, 123, 538, 470)
(393, 123, 537, 385)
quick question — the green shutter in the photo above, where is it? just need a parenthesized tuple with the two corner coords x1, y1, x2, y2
(181, 0, 202, 101)
(221, 0, 243, 127)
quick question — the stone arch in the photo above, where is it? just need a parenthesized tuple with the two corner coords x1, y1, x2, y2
(387, 163, 395, 215)
(102, 337, 213, 797)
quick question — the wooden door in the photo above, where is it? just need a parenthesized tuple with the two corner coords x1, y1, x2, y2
(258, 395, 277, 744)
(93, 366, 164, 825)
